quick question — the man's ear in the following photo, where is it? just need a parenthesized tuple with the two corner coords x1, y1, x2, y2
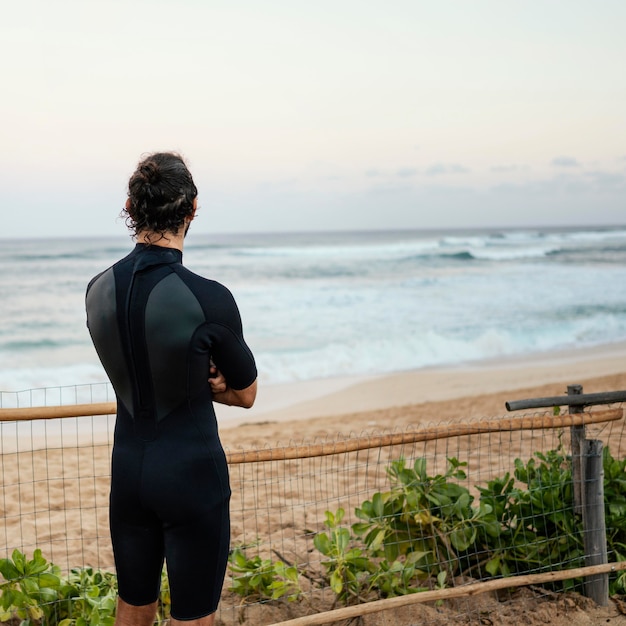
(190, 197, 198, 220)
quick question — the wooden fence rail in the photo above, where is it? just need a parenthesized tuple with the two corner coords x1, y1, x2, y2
(0, 405, 622, 463)
(268, 561, 626, 626)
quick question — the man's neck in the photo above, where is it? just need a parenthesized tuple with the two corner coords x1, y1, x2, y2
(135, 229, 186, 251)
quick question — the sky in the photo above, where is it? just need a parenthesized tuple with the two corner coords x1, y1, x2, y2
(1, 0, 625, 238)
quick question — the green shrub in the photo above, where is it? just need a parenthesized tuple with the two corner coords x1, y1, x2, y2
(228, 546, 303, 602)
(0, 550, 170, 625)
(0, 548, 62, 624)
(1, 445, 625, 618)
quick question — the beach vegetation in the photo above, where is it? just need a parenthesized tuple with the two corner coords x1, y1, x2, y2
(352, 457, 500, 596)
(313, 508, 375, 602)
(311, 446, 626, 603)
(228, 547, 302, 603)
(56, 567, 118, 626)
(0, 548, 61, 624)
(1, 447, 626, 621)
(0, 550, 170, 626)
(478, 448, 584, 585)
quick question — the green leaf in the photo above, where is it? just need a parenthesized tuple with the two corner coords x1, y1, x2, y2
(337, 528, 351, 552)
(414, 458, 427, 481)
(230, 549, 248, 568)
(454, 492, 471, 516)
(351, 522, 370, 536)
(285, 566, 298, 582)
(11, 550, 26, 575)
(483, 519, 502, 538)
(436, 570, 447, 588)
(450, 526, 476, 552)
(335, 508, 345, 525)
(369, 529, 386, 552)
(330, 570, 343, 595)
(1, 587, 15, 609)
(405, 550, 431, 566)
(37, 573, 61, 589)
(313, 533, 331, 555)
(372, 493, 384, 519)
(22, 577, 39, 594)
(383, 542, 399, 562)
(0, 558, 20, 581)
(485, 556, 501, 576)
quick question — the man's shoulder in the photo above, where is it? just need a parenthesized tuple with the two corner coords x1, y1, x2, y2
(86, 249, 135, 294)
(86, 268, 108, 293)
(171, 265, 235, 301)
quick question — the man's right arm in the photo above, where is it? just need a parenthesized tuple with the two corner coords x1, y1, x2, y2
(212, 379, 257, 409)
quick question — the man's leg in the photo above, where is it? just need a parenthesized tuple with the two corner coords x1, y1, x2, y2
(114, 597, 158, 626)
(171, 613, 216, 625)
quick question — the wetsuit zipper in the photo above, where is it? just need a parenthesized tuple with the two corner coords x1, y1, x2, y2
(126, 268, 156, 439)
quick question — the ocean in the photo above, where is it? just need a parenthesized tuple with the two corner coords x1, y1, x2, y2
(1, 226, 626, 405)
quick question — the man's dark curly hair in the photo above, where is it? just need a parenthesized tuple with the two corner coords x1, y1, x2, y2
(123, 152, 198, 241)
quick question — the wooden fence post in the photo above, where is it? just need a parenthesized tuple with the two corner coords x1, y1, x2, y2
(568, 384, 585, 515)
(504, 384, 616, 606)
(582, 439, 609, 606)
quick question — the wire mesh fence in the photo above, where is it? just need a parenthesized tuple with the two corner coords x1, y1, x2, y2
(1, 384, 625, 625)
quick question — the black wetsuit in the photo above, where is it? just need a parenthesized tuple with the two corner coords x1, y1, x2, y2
(85, 244, 256, 620)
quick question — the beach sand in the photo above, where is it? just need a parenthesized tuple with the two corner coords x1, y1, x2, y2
(1, 344, 626, 625)
(217, 342, 626, 445)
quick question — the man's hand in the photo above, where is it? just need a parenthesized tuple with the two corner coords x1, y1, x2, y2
(209, 361, 257, 408)
(209, 364, 228, 394)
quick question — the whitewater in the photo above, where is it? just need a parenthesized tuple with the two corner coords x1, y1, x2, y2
(1, 226, 625, 397)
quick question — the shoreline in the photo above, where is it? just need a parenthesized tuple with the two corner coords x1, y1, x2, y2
(1, 342, 624, 454)
(216, 341, 626, 429)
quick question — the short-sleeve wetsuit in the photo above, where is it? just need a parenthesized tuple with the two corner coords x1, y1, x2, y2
(85, 243, 256, 620)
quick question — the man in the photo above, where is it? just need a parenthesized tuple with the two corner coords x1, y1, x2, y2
(86, 152, 257, 625)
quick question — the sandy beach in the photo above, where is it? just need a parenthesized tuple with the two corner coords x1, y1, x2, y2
(1, 343, 626, 625)
(216, 342, 626, 445)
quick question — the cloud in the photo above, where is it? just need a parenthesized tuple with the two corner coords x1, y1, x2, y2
(396, 167, 418, 178)
(253, 177, 300, 192)
(425, 163, 470, 176)
(364, 169, 381, 178)
(489, 169, 626, 198)
(491, 164, 529, 173)
(367, 182, 415, 196)
(551, 156, 580, 167)
(585, 170, 626, 188)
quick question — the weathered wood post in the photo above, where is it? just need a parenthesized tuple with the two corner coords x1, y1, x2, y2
(568, 384, 585, 515)
(505, 385, 626, 607)
(582, 439, 609, 605)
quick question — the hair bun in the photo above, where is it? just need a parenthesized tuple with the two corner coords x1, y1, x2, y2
(139, 161, 161, 184)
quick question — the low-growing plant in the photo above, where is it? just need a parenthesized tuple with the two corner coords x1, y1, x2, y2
(0, 548, 62, 625)
(313, 508, 375, 602)
(57, 567, 118, 626)
(478, 446, 584, 584)
(2, 444, 625, 617)
(228, 546, 303, 602)
(352, 457, 500, 588)
(0, 549, 171, 625)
